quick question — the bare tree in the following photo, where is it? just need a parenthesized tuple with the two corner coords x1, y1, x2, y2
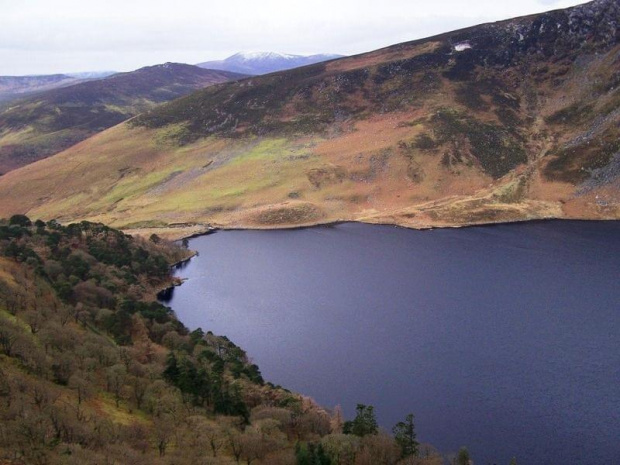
(106, 364, 127, 408)
(0, 319, 22, 356)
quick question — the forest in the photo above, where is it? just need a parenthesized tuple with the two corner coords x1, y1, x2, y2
(0, 215, 465, 464)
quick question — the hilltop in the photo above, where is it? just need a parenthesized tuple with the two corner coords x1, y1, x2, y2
(197, 52, 345, 75)
(0, 64, 245, 174)
(0, 0, 618, 238)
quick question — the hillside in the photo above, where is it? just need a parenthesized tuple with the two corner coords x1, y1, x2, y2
(0, 74, 81, 104)
(0, 0, 618, 238)
(0, 216, 447, 464)
(0, 64, 245, 174)
(197, 52, 345, 75)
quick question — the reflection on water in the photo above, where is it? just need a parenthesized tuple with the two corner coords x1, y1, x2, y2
(157, 286, 175, 302)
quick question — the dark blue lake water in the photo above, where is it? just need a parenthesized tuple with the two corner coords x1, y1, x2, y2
(161, 221, 620, 465)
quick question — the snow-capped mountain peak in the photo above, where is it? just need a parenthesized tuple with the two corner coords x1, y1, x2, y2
(231, 51, 300, 61)
(197, 51, 345, 75)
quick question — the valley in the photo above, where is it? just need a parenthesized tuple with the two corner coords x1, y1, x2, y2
(0, 1, 619, 464)
(0, 1, 617, 238)
(0, 64, 245, 174)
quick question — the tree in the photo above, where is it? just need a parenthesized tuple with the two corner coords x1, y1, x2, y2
(227, 428, 244, 464)
(68, 373, 94, 406)
(9, 214, 32, 227)
(162, 352, 180, 383)
(203, 423, 227, 457)
(0, 319, 22, 357)
(392, 413, 419, 458)
(154, 416, 174, 457)
(296, 441, 332, 465)
(344, 404, 378, 437)
(455, 447, 471, 465)
(23, 310, 43, 334)
(321, 434, 360, 465)
(106, 364, 127, 407)
(331, 405, 344, 434)
(356, 433, 400, 465)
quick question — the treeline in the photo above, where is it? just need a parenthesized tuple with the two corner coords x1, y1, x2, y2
(0, 215, 478, 464)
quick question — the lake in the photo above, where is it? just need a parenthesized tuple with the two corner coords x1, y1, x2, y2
(160, 221, 620, 465)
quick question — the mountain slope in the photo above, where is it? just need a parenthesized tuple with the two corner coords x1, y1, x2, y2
(0, 64, 245, 174)
(0, 218, 362, 465)
(197, 52, 344, 75)
(0, 74, 81, 103)
(0, 0, 618, 237)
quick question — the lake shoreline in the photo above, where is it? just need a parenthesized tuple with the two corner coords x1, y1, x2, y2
(129, 216, 620, 241)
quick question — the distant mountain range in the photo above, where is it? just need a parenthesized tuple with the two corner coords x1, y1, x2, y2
(0, 52, 344, 172)
(0, 63, 245, 173)
(65, 71, 117, 79)
(0, 71, 117, 104)
(0, 74, 79, 103)
(197, 52, 344, 75)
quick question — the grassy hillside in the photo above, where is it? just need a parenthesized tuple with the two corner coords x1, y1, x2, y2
(0, 64, 245, 174)
(0, 216, 453, 464)
(0, 1, 618, 237)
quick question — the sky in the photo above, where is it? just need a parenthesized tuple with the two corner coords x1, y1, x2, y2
(0, 0, 590, 76)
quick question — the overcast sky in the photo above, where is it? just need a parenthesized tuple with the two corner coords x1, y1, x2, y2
(0, 0, 589, 76)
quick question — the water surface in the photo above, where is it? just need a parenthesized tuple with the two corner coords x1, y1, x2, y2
(162, 221, 620, 464)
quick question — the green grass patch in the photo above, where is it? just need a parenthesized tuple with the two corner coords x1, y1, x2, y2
(119, 219, 169, 229)
(153, 123, 193, 147)
(97, 169, 177, 205)
(230, 138, 289, 165)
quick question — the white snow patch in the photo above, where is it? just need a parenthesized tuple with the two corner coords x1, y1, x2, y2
(454, 42, 472, 52)
(233, 51, 299, 61)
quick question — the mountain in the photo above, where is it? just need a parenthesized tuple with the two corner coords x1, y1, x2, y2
(0, 71, 117, 106)
(197, 51, 345, 75)
(0, 0, 618, 237)
(65, 70, 117, 79)
(0, 74, 80, 103)
(0, 63, 246, 174)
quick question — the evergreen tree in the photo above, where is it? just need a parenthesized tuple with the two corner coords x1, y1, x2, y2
(162, 352, 180, 383)
(347, 404, 378, 437)
(393, 413, 419, 458)
(456, 447, 471, 465)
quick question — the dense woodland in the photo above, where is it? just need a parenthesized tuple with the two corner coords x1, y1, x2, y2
(0, 215, 472, 464)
